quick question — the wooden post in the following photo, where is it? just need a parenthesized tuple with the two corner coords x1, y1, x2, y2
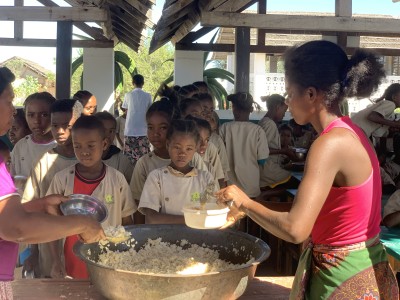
(56, 21, 72, 99)
(335, 0, 352, 48)
(235, 27, 250, 93)
(257, 0, 266, 45)
(14, 0, 23, 40)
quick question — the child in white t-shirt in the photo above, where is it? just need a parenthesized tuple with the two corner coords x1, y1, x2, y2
(139, 119, 216, 224)
(11, 92, 57, 177)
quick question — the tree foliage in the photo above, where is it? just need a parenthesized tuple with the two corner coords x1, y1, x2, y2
(13, 76, 42, 106)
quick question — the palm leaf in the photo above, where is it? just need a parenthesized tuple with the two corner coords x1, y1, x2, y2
(204, 68, 234, 84)
(72, 55, 83, 76)
(114, 62, 123, 91)
(115, 51, 136, 75)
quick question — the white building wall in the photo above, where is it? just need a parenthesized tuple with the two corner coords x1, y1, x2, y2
(83, 48, 115, 112)
(174, 50, 204, 86)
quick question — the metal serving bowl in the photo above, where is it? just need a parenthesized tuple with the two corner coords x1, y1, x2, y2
(74, 224, 271, 300)
(60, 194, 108, 223)
(292, 147, 308, 160)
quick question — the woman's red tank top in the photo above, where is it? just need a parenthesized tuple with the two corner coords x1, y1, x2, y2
(311, 116, 381, 246)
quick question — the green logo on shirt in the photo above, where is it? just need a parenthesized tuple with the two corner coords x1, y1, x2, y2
(190, 192, 200, 202)
(105, 194, 114, 204)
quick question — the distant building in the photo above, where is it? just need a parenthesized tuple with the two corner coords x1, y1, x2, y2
(0, 56, 55, 96)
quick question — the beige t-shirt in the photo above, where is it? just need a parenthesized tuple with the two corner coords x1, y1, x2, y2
(104, 150, 134, 184)
(351, 100, 396, 138)
(383, 189, 400, 219)
(220, 121, 269, 198)
(138, 166, 216, 216)
(209, 132, 230, 179)
(11, 135, 57, 177)
(202, 142, 224, 181)
(47, 164, 137, 227)
(130, 151, 209, 201)
(22, 149, 77, 202)
(258, 116, 291, 187)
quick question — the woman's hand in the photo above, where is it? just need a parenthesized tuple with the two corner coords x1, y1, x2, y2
(78, 218, 106, 243)
(215, 185, 251, 229)
(42, 194, 69, 216)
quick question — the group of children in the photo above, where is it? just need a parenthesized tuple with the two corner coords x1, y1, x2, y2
(13, 78, 400, 280)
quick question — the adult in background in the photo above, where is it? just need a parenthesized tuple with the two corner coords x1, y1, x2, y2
(0, 67, 104, 299)
(216, 40, 399, 299)
(122, 74, 152, 164)
(73, 90, 97, 116)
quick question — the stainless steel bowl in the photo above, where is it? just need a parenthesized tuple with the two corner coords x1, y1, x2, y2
(74, 224, 271, 300)
(60, 194, 108, 223)
(292, 147, 308, 160)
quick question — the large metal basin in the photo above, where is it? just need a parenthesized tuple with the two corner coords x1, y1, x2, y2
(74, 224, 271, 300)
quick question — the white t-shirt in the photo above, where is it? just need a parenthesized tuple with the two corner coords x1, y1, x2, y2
(11, 135, 57, 177)
(122, 88, 152, 137)
(138, 166, 216, 216)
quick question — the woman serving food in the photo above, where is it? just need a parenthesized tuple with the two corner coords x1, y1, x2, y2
(216, 40, 399, 299)
(0, 67, 105, 298)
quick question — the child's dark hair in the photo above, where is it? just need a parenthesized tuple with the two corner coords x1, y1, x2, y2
(132, 74, 144, 86)
(185, 115, 212, 135)
(73, 90, 93, 107)
(261, 94, 286, 111)
(0, 67, 15, 95)
(14, 108, 30, 131)
(146, 97, 179, 121)
(178, 84, 199, 99)
(193, 81, 210, 93)
(95, 111, 117, 127)
(24, 92, 56, 112)
(166, 119, 200, 144)
(376, 83, 400, 102)
(227, 92, 261, 112)
(194, 93, 214, 104)
(284, 40, 385, 109)
(156, 84, 179, 109)
(0, 139, 10, 152)
(71, 115, 105, 138)
(179, 97, 202, 116)
(51, 99, 83, 120)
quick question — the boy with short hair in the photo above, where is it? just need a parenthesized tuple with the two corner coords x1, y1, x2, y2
(95, 111, 134, 183)
(22, 99, 82, 278)
(47, 115, 136, 279)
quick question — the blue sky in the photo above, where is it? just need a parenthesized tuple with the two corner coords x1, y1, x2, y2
(0, 0, 399, 72)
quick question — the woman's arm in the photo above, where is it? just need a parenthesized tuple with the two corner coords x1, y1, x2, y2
(217, 131, 348, 244)
(142, 208, 185, 225)
(0, 195, 104, 244)
(368, 111, 400, 128)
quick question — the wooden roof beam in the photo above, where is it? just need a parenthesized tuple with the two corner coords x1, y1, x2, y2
(0, 6, 108, 22)
(36, 0, 108, 41)
(202, 12, 400, 35)
(113, 28, 141, 49)
(176, 42, 400, 56)
(160, 0, 195, 19)
(111, 21, 145, 44)
(214, 0, 258, 12)
(0, 37, 113, 48)
(108, 0, 155, 29)
(108, 8, 145, 36)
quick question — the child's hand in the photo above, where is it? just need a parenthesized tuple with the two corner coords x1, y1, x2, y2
(50, 260, 66, 278)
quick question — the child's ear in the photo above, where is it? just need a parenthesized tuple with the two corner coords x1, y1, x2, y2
(102, 138, 109, 150)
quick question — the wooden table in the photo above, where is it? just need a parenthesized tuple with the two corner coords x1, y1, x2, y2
(12, 276, 294, 299)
